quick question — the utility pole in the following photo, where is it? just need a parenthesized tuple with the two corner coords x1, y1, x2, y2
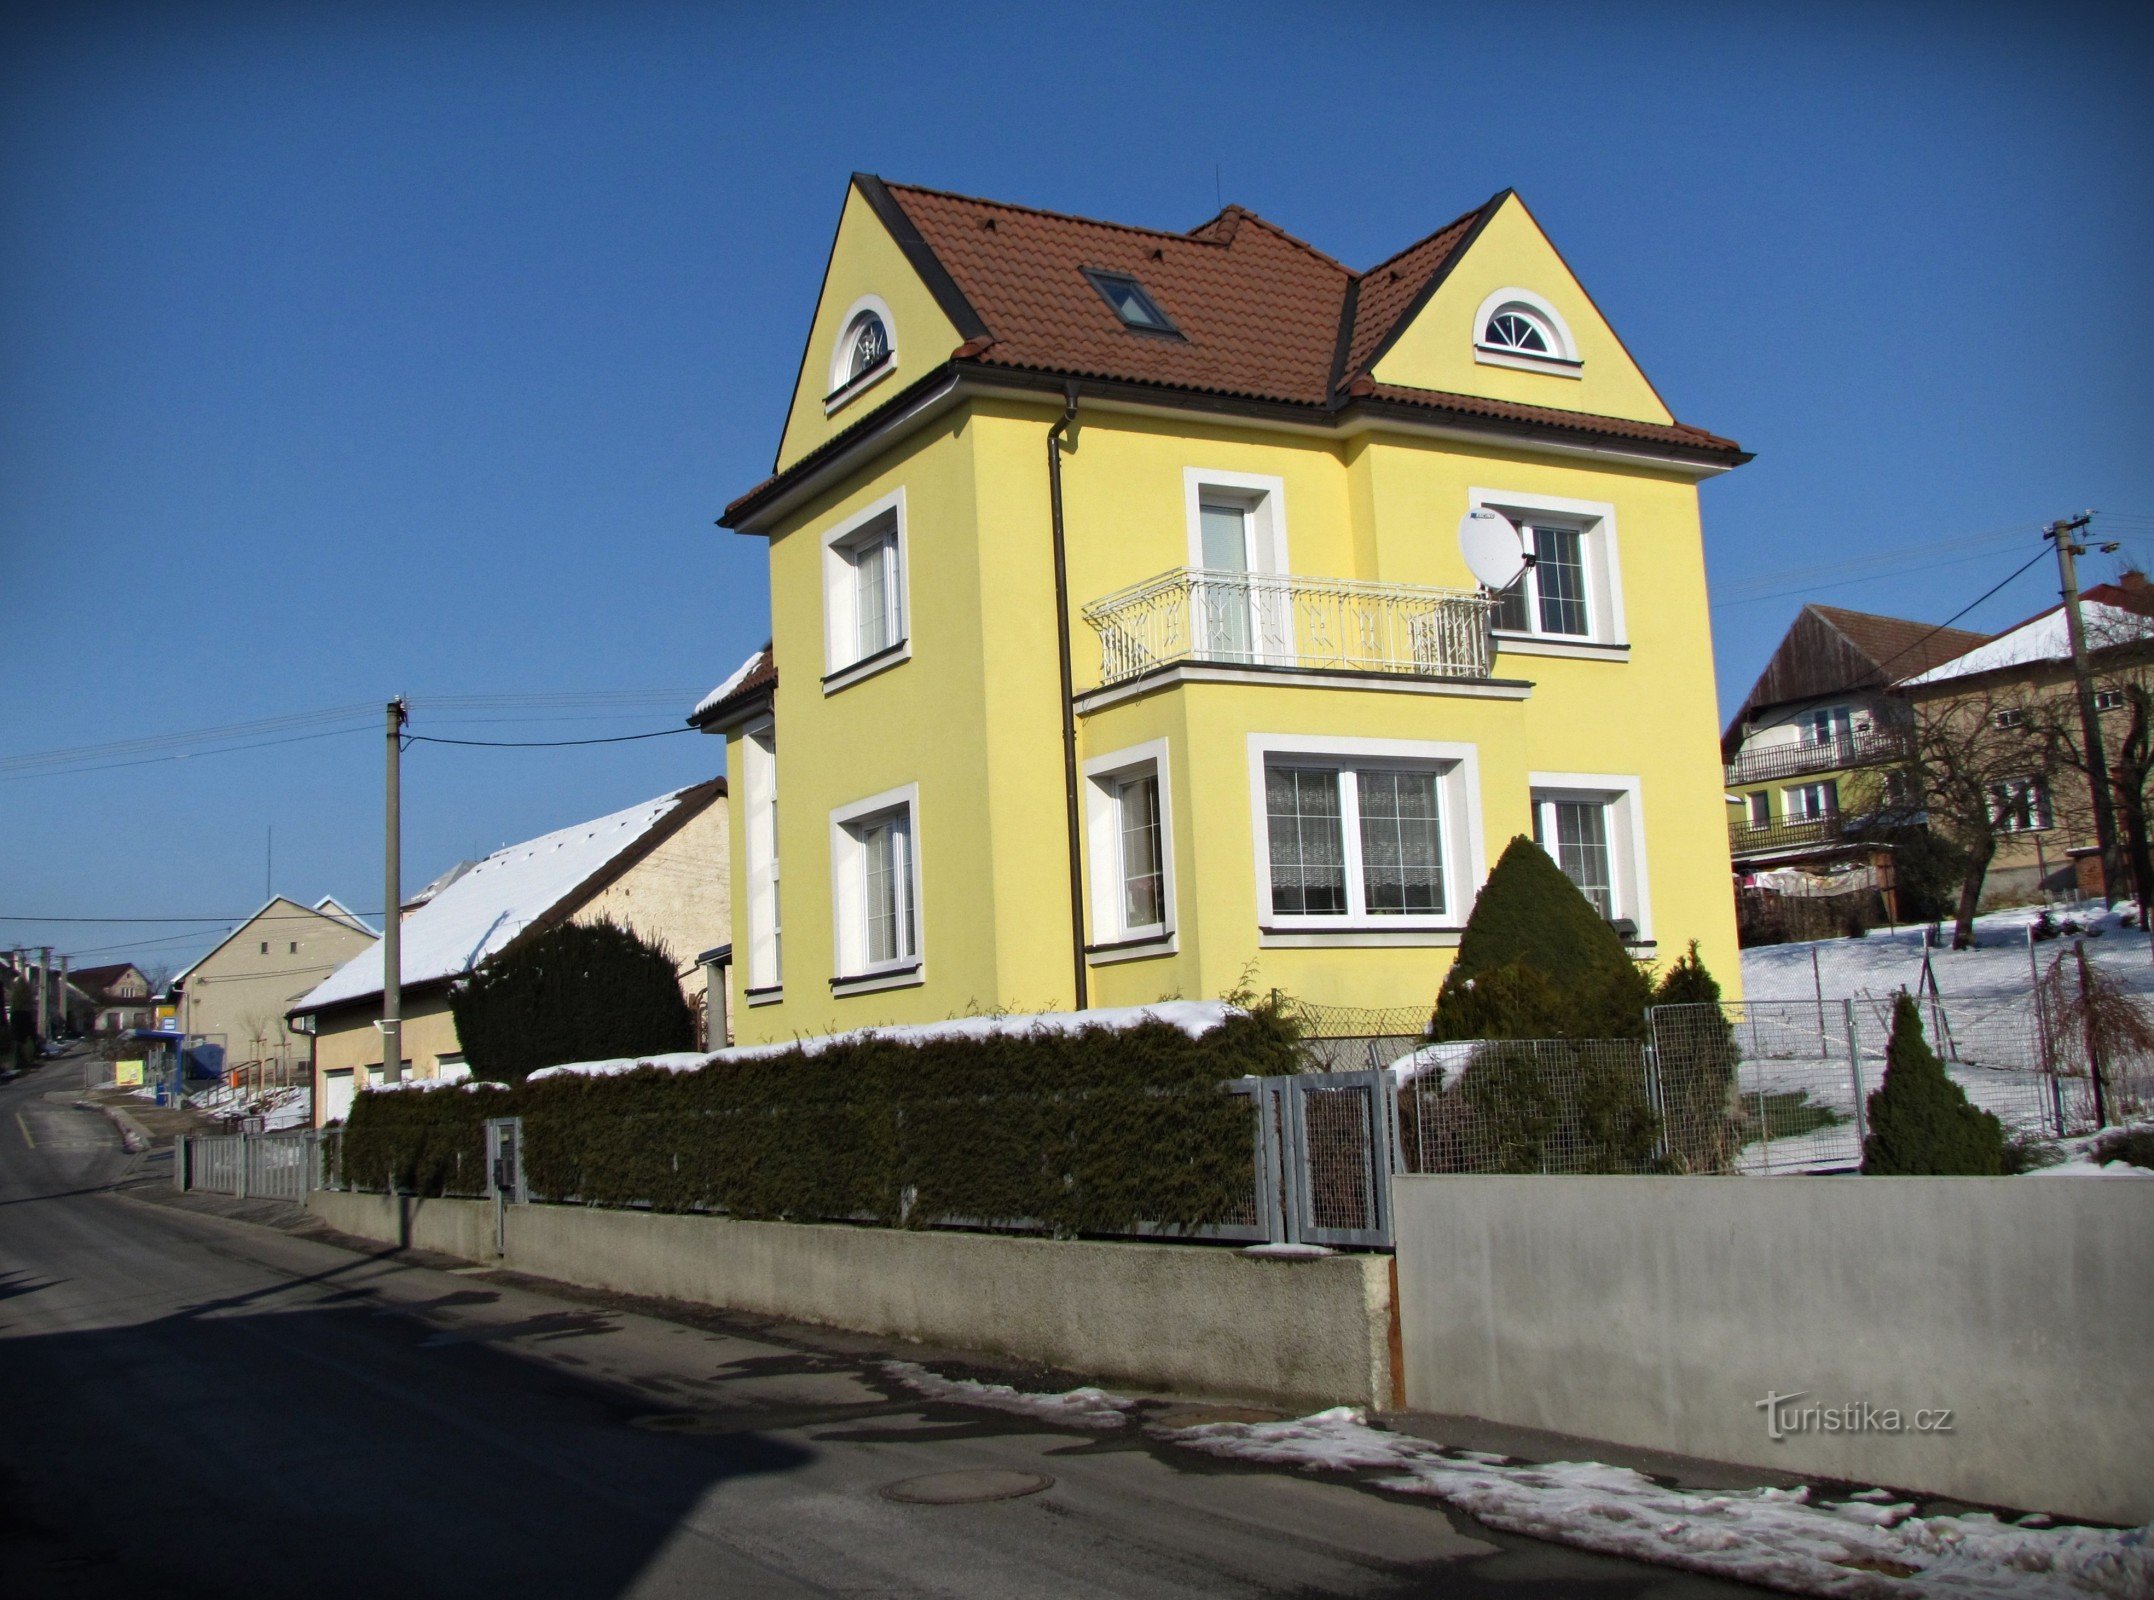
(2047, 515, 2123, 906)
(382, 697, 407, 1086)
(57, 955, 68, 1038)
(35, 946, 51, 1039)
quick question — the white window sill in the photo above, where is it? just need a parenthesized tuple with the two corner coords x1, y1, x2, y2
(1491, 633, 1629, 662)
(1257, 925, 1463, 949)
(830, 964, 924, 997)
(1084, 932, 1177, 966)
(822, 640, 911, 695)
(822, 359, 895, 416)
(744, 985, 784, 1009)
(1473, 346, 1583, 378)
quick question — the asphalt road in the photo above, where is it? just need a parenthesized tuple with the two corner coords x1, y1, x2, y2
(0, 1053, 1752, 1599)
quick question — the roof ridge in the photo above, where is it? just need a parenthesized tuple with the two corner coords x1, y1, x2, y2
(881, 178, 1238, 248)
(1208, 205, 1354, 278)
(1356, 199, 1490, 280)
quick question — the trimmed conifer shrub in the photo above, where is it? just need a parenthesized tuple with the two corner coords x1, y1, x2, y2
(1650, 941, 1743, 1172)
(336, 1008, 1303, 1234)
(449, 918, 694, 1084)
(1430, 836, 1650, 1042)
(1861, 991, 2007, 1175)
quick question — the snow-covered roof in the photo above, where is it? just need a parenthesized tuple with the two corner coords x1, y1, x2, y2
(293, 788, 691, 1014)
(692, 650, 766, 720)
(313, 896, 379, 937)
(1900, 601, 2154, 686)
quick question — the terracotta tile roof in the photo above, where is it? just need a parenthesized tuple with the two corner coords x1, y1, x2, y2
(687, 642, 775, 728)
(724, 178, 1746, 526)
(1357, 380, 1744, 454)
(887, 182, 1353, 406)
(1340, 204, 1487, 378)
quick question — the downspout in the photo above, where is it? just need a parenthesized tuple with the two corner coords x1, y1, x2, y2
(1047, 383, 1088, 1010)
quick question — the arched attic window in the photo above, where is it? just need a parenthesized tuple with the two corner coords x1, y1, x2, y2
(826, 296, 897, 411)
(1472, 288, 1581, 377)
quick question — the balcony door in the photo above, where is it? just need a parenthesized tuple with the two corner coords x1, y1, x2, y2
(1199, 499, 1258, 663)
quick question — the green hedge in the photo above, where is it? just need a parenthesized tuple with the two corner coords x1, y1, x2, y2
(337, 1011, 1299, 1235)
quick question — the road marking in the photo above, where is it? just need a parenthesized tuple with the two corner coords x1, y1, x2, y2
(14, 1111, 36, 1149)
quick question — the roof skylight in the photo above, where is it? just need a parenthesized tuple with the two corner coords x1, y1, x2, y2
(1083, 269, 1180, 337)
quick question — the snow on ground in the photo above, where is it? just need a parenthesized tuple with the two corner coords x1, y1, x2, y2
(1161, 1408, 2151, 1600)
(880, 1361, 1136, 1431)
(1742, 903, 2154, 1005)
(527, 1000, 1242, 1083)
(185, 1083, 311, 1131)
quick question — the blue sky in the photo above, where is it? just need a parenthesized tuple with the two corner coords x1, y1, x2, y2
(4, 1, 2149, 977)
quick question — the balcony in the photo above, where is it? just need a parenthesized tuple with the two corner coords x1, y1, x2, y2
(1081, 568, 1495, 691)
(1728, 813, 1854, 859)
(1723, 728, 1911, 787)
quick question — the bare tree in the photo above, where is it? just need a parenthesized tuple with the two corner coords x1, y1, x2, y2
(2022, 575, 2154, 929)
(1890, 681, 2046, 948)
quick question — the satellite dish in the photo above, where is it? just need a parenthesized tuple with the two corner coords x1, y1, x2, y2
(1458, 507, 1527, 591)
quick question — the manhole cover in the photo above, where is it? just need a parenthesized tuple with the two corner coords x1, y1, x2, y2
(880, 1469, 1054, 1505)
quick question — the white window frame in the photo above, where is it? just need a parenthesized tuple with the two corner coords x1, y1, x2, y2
(1471, 286, 1582, 378)
(741, 717, 782, 1002)
(1803, 704, 1853, 747)
(1470, 487, 1625, 653)
(821, 489, 910, 691)
(1082, 738, 1177, 961)
(828, 783, 923, 993)
(1184, 468, 1292, 665)
(1745, 791, 1772, 830)
(1783, 779, 1839, 822)
(824, 294, 897, 413)
(2095, 688, 2126, 713)
(1528, 773, 1651, 943)
(1247, 733, 1485, 943)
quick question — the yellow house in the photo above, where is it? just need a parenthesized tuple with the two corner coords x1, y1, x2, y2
(694, 176, 1751, 1044)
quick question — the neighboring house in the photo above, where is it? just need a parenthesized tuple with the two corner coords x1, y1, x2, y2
(401, 859, 476, 915)
(694, 174, 1752, 1042)
(1897, 582, 2154, 906)
(1720, 606, 1988, 906)
(169, 898, 379, 1073)
(289, 779, 729, 1124)
(71, 962, 157, 1033)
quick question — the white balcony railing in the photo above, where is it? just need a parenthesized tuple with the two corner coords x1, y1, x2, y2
(1081, 568, 1495, 690)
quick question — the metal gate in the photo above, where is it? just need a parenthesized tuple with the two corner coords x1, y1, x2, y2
(1235, 1071, 1398, 1249)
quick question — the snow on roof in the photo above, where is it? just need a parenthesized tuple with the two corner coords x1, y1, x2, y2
(294, 789, 687, 1013)
(523, 1000, 1243, 1083)
(692, 650, 765, 719)
(312, 895, 379, 936)
(1900, 601, 2154, 686)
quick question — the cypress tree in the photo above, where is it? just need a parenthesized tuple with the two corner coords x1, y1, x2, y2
(449, 918, 694, 1084)
(1431, 835, 1651, 1041)
(1862, 991, 2007, 1175)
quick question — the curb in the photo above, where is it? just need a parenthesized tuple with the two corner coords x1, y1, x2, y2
(78, 1099, 152, 1155)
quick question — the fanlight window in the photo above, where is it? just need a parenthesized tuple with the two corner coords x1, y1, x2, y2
(846, 313, 891, 381)
(1482, 306, 1554, 355)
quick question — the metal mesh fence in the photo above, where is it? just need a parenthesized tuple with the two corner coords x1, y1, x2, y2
(1398, 1038, 1661, 1175)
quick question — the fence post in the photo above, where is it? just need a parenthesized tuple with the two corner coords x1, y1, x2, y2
(1643, 1007, 1671, 1167)
(236, 1133, 249, 1201)
(1844, 999, 1868, 1151)
(173, 1134, 188, 1193)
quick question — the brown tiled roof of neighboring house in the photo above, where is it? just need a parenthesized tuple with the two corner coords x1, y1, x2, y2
(723, 178, 1747, 527)
(687, 642, 776, 729)
(1809, 605, 1992, 683)
(71, 963, 145, 1001)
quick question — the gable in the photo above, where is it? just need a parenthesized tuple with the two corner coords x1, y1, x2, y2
(774, 182, 967, 475)
(1367, 193, 1673, 427)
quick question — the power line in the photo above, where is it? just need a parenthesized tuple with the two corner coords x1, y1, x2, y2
(2, 910, 385, 924)
(404, 727, 699, 749)
(1868, 545, 2055, 681)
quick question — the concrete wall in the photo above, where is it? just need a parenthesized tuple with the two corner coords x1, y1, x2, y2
(1394, 1175, 2153, 1526)
(307, 1191, 1392, 1410)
